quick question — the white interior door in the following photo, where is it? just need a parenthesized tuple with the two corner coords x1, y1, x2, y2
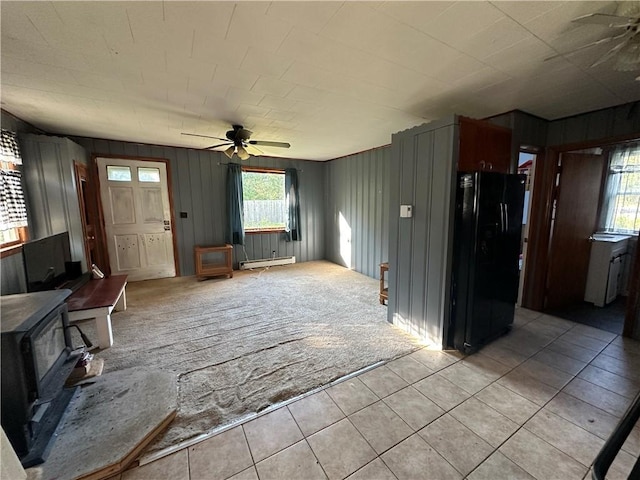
(97, 157, 176, 281)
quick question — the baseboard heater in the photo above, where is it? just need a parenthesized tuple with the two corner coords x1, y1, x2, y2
(239, 256, 296, 270)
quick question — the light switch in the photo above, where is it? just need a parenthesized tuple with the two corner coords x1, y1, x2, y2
(400, 205, 413, 218)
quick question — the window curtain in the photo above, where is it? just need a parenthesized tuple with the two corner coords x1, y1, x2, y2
(284, 168, 301, 242)
(601, 143, 640, 234)
(0, 130, 27, 231)
(0, 129, 22, 165)
(227, 163, 245, 245)
(0, 170, 28, 230)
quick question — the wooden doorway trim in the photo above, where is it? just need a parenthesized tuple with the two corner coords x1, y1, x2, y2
(520, 148, 554, 311)
(90, 154, 180, 277)
(523, 133, 640, 337)
(73, 162, 93, 268)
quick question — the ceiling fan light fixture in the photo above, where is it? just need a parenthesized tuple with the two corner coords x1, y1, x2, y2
(237, 146, 250, 160)
(224, 145, 235, 159)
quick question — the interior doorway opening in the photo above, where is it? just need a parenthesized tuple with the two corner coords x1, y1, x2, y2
(517, 150, 536, 307)
(543, 143, 639, 334)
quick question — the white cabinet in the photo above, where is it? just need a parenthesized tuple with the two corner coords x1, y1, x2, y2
(584, 234, 630, 307)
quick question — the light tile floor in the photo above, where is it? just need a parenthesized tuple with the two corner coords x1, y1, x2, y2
(117, 309, 640, 480)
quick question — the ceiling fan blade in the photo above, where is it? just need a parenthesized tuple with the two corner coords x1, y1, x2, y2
(248, 140, 291, 148)
(545, 32, 628, 61)
(181, 133, 228, 142)
(615, 38, 640, 71)
(245, 144, 264, 156)
(205, 142, 233, 150)
(591, 42, 627, 67)
(572, 13, 636, 27)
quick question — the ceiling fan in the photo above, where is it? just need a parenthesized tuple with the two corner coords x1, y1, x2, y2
(182, 124, 291, 160)
(550, 2, 640, 73)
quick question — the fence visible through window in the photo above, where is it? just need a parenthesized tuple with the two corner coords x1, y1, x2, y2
(244, 200, 287, 230)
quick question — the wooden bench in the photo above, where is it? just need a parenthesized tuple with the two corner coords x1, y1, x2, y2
(66, 275, 128, 349)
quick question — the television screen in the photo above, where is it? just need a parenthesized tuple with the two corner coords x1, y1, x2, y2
(23, 232, 71, 292)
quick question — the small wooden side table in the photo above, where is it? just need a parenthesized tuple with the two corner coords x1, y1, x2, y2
(194, 244, 234, 280)
(380, 262, 389, 305)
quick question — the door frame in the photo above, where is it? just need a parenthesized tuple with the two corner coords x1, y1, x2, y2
(73, 161, 94, 269)
(90, 154, 180, 277)
(523, 133, 640, 336)
(517, 149, 538, 307)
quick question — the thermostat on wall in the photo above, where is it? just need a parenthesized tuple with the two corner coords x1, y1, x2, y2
(400, 205, 413, 218)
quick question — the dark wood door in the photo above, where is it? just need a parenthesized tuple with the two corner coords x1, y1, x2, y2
(546, 153, 604, 310)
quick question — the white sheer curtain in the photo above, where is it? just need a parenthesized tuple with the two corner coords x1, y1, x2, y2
(601, 142, 640, 234)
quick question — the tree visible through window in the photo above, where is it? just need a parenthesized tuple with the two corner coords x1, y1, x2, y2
(242, 169, 286, 231)
(603, 144, 640, 234)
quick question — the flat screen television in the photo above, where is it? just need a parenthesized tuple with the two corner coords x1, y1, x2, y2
(23, 232, 73, 292)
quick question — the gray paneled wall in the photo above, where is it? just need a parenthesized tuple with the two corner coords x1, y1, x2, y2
(20, 135, 89, 271)
(324, 147, 390, 279)
(388, 117, 458, 347)
(547, 102, 640, 146)
(72, 137, 325, 275)
(486, 110, 548, 164)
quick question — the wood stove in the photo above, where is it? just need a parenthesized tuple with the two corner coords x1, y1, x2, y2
(1, 289, 82, 467)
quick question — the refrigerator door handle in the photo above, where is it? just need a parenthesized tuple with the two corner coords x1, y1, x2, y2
(498, 203, 505, 233)
(504, 203, 509, 232)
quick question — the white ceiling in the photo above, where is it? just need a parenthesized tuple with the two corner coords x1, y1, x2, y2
(1, 1, 639, 161)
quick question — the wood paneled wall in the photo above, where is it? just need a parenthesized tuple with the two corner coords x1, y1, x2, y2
(71, 137, 325, 275)
(324, 147, 390, 279)
(388, 116, 458, 346)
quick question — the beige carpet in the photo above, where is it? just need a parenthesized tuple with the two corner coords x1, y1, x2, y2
(83, 261, 423, 453)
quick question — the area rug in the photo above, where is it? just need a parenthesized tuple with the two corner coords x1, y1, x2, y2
(88, 261, 423, 453)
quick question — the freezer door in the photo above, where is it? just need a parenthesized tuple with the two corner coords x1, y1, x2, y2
(465, 172, 505, 349)
(492, 174, 526, 331)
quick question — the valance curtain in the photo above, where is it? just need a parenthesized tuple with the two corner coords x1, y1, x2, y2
(601, 143, 640, 234)
(0, 170, 28, 230)
(285, 168, 301, 242)
(227, 163, 245, 245)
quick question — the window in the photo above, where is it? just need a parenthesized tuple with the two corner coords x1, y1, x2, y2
(138, 167, 160, 182)
(241, 168, 286, 232)
(603, 144, 640, 234)
(106, 165, 132, 181)
(0, 129, 28, 249)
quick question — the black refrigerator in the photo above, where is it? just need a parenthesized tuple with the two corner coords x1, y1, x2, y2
(448, 171, 525, 353)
